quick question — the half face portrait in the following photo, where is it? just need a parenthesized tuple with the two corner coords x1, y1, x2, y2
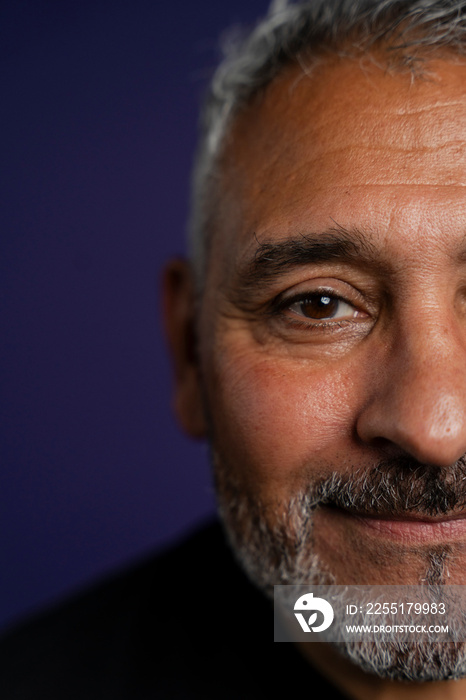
(164, 2, 466, 687)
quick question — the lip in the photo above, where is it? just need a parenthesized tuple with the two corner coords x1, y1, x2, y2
(324, 506, 466, 543)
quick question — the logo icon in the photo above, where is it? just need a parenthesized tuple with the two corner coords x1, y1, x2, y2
(294, 592, 334, 633)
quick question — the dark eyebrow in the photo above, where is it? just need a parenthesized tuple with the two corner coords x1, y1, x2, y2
(235, 227, 379, 290)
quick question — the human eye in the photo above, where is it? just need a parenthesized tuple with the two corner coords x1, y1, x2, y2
(269, 282, 371, 334)
(288, 292, 359, 322)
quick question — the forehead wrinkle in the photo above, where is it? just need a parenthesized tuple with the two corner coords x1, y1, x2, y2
(213, 60, 466, 290)
(359, 100, 466, 115)
(289, 156, 466, 186)
(222, 65, 466, 194)
(354, 101, 463, 119)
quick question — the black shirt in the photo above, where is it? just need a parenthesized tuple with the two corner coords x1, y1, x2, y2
(0, 522, 348, 698)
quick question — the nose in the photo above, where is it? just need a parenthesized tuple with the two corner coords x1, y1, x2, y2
(356, 317, 466, 467)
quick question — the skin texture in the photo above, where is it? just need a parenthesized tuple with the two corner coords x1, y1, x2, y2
(164, 57, 466, 698)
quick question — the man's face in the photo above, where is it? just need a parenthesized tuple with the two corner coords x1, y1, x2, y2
(184, 55, 466, 591)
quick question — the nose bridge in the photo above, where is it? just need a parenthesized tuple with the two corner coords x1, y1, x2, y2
(357, 305, 466, 467)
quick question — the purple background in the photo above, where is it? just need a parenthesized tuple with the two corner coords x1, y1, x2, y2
(1, 0, 269, 631)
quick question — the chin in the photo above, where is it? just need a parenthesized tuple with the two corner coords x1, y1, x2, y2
(339, 639, 466, 682)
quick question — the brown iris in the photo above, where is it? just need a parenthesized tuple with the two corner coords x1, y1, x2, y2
(299, 294, 339, 319)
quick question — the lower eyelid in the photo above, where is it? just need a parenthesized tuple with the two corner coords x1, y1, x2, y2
(277, 316, 357, 336)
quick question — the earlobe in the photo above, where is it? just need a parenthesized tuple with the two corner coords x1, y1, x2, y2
(162, 259, 208, 439)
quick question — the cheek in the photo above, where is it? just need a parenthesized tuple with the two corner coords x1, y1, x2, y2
(207, 349, 359, 490)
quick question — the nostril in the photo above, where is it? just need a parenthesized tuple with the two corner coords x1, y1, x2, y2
(355, 430, 396, 454)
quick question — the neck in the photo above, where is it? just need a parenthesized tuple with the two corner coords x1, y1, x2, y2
(297, 642, 466, 700)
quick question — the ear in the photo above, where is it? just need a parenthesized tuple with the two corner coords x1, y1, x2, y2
(162, 259, 208, 438)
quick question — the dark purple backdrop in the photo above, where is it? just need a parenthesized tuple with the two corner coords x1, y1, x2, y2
(1, 0, 269, 631)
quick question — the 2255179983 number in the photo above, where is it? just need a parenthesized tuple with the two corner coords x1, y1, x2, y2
(366, 602, 446, 615)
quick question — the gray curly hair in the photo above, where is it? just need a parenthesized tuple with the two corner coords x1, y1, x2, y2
(189, 0, 466, 283)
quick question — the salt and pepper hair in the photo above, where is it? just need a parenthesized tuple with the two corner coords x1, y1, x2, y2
(189, 0, 466, 282)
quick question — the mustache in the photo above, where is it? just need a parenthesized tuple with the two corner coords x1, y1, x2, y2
(308, 455, 466, 517)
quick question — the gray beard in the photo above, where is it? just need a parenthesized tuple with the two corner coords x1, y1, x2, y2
(213, 450, 466, 682)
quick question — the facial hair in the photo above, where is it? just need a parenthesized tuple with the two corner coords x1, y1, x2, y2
(213, 451, 466, 681)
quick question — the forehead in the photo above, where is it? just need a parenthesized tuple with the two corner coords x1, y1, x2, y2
(210, 56, 466, 275)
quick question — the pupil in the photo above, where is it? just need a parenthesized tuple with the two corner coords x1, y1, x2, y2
(301, 295, 338, 319)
